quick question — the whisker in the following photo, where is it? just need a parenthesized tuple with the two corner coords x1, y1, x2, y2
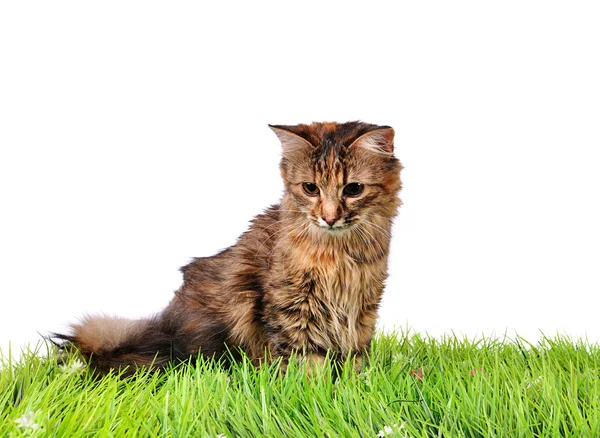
(253, 220, 303, 261)
(274, 223, 311, 260)
(356, 223, 386, 257)
(266, 222, 310, 262)
(275, 209, 309, 213)
(362, 219, 391, 238)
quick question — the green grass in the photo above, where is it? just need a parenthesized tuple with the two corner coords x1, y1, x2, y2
(1, 331, 599, 437)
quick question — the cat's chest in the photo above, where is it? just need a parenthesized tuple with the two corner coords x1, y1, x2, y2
(313, 257, 361, 297)
(303, 256, 382, 352)
(290, 243, 384, 300)
(273, 244, 387, 352)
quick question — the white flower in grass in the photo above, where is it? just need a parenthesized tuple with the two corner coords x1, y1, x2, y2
(216, 434, 227, 438)
(377, 422, 406, 437)
(14, 411, 40, 431)
(525, 375, 551, 391)
(392, 353, 407, 364)
(58, 358, 86, 374)
(525, 375, 543, 390)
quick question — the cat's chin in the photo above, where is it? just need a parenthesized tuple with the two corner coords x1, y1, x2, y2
(310, 222, 352, 236)
(321, 227, 349, 236)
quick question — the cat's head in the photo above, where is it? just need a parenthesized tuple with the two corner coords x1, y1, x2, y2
(271, 121, 402, 235)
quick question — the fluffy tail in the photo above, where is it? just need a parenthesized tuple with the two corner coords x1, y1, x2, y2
(53, 308, 230, 376)
(52, 315, 178, 375)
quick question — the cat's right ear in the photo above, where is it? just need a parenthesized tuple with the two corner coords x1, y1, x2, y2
(269, 125, 313, 155)
(348, 127, 395, 155)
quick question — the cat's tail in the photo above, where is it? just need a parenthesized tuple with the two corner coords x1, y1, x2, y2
(53, 298, 231, 376)
(52, 314, 188, 376)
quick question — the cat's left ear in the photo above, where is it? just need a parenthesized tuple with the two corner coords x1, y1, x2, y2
(349, 127, 395, 154)
(269, 125, 313, 155)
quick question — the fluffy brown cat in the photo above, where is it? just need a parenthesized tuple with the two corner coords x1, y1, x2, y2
(56, 121, 402, 375)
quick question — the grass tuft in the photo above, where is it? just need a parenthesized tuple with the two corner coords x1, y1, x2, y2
(1, 331, 599, 437)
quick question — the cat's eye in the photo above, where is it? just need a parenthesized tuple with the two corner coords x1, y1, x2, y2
(302, 182, 320, 196)
(343, 183, 364, 197)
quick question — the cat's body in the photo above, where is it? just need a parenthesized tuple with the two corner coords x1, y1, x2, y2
(58, 121, 402, 375)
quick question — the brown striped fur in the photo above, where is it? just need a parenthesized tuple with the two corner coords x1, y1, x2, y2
(56, 121, 402, 375)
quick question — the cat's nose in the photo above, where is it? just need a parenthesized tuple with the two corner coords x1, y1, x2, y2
(322, 215, 340, 226)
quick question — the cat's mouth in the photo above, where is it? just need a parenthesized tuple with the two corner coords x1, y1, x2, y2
(310, 217, 358, 235)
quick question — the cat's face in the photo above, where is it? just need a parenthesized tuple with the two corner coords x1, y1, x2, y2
(272, 121, 402, 236)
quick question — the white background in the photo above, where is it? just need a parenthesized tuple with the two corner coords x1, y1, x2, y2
(1, 1, 599, 360)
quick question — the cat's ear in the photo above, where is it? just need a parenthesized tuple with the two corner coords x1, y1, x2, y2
(269, 125, 313, 155)
(349, 127, 395, 154)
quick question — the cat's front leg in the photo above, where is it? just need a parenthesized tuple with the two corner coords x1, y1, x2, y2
(298, 351, 329, 375)
(264, 324, 328, 374)
(277, 351, 328, 376)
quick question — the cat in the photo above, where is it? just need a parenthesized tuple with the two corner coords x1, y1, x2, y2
(55, 121, 402, 375)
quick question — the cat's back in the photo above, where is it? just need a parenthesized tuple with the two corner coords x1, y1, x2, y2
(236, 204, 282, 263)
(177, 205, 282, 299)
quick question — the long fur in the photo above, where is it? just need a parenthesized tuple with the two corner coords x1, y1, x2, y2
(54, 121, 402, 375)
